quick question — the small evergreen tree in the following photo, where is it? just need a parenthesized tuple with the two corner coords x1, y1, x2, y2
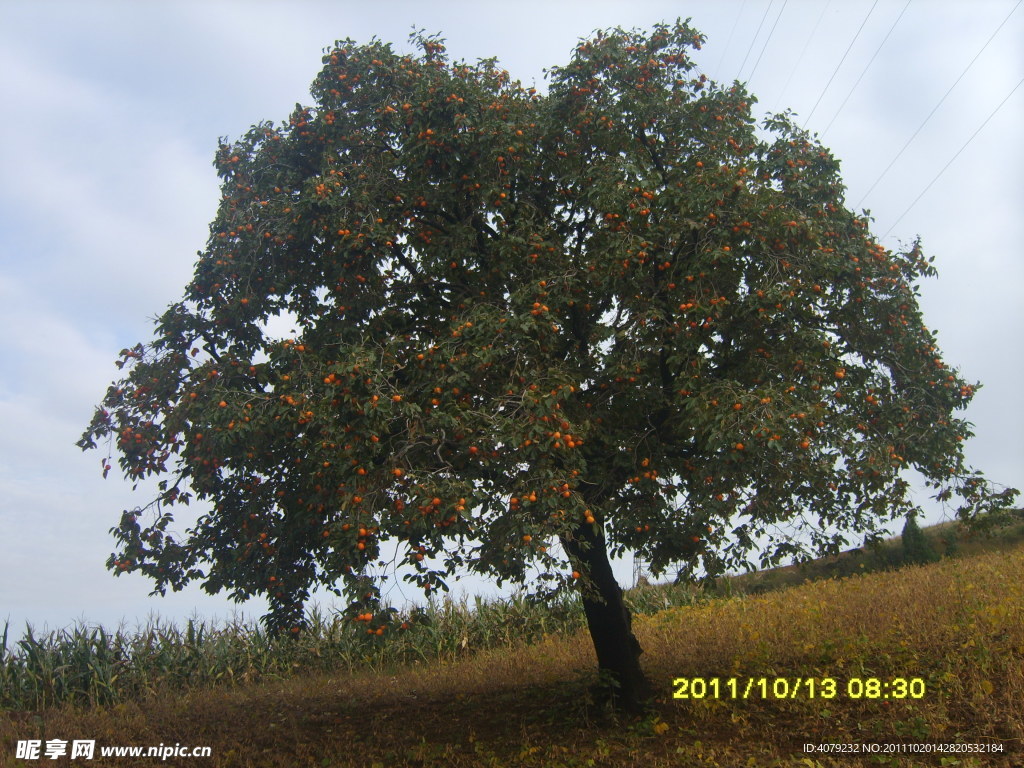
(901, 513, 937, 565)
(940, 527, 959, 558)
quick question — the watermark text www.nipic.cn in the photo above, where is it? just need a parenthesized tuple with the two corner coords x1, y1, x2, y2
(15, 740, 212, 761)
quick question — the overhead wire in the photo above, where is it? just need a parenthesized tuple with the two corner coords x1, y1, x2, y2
(882, 74, 1024, 240)
(716, 0, 749, 78)
(746, 0, 790, 89)
(856, 0, 1022, 209)
(803, 0, 880, 126)
(736, 0, 775, 83)
(821, 0, 913, 138)
(778, 0, 831, 106)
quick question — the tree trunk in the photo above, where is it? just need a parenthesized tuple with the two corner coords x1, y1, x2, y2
(562, 522, 652, 713)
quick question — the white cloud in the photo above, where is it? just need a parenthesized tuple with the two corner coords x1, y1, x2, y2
(0, 38, 217, 334)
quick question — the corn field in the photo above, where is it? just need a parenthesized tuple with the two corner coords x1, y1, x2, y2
(0, 582, 703, 712)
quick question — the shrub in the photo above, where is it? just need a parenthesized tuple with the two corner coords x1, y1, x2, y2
(901, 513, 938, 565)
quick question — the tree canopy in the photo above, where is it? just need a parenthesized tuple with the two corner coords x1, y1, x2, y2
(81, 20, 1014, 668)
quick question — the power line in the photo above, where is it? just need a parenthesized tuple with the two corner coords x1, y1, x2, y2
(882, 74, 1024, 240)
(737, 0, 775, 83)
(821, 0, 912, 138)
(778, 0, 831, 106)
(746, 0, 790, 89)
(803, 0, 880, 127)
(717, 0, 749, 78)
(857, 0, 1022, 209)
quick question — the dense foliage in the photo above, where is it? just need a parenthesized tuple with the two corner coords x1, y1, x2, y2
(80, 21, 1015, 640)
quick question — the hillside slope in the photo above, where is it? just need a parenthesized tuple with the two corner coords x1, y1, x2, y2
(2, 534, 1022, 767)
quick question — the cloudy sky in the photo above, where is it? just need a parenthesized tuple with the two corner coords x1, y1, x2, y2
(1, 0, 1021, 640)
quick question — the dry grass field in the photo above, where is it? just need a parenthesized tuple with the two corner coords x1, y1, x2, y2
(2, 524, 1022, 767)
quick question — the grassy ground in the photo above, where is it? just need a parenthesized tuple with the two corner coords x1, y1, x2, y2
(2, 520, 1023, 767)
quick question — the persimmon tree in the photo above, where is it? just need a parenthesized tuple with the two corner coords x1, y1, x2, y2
(80, 21, 1016, 712)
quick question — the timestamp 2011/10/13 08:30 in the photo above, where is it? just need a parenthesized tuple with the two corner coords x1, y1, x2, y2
(672, 676, 927, 700)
